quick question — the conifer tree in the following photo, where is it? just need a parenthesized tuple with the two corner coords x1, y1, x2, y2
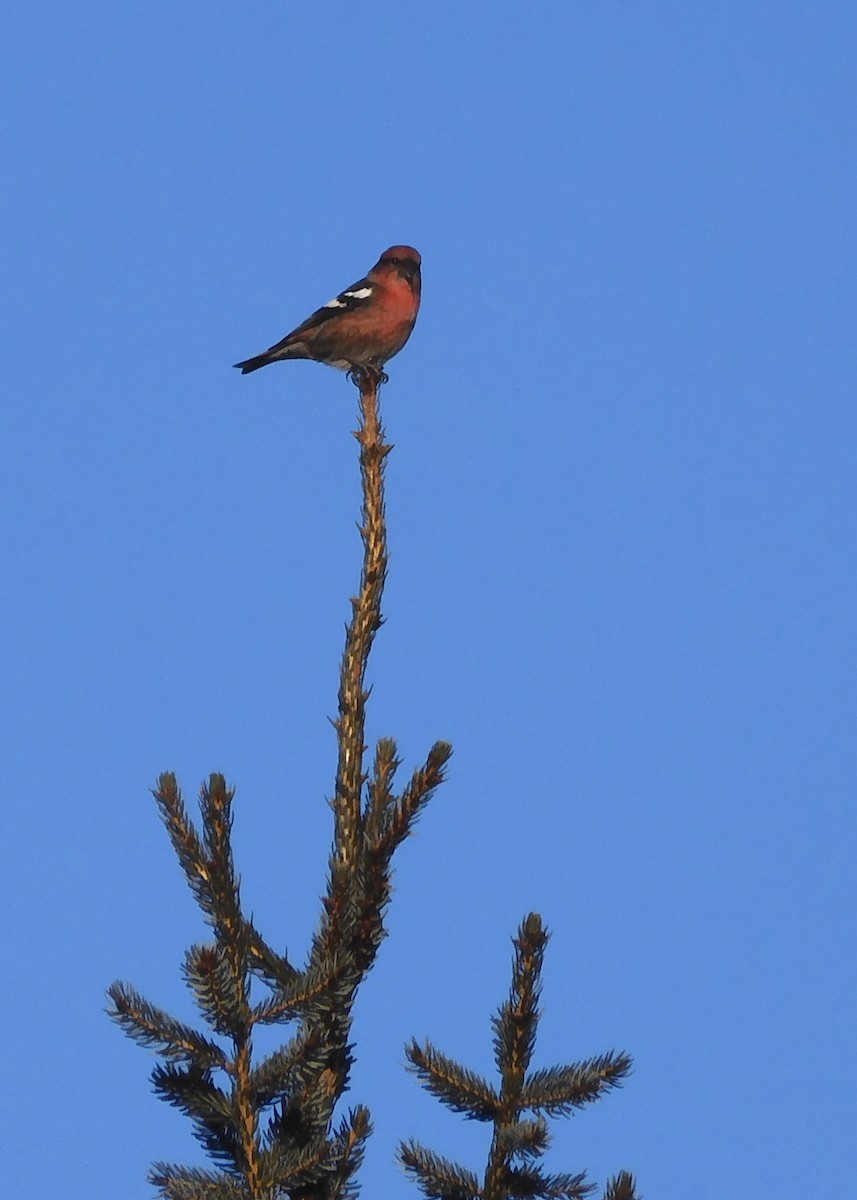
(108, 369, 636, 1198)
(400, 915, 637, 1200)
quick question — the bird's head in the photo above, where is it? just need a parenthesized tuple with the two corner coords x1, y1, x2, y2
(375, 245, 421, 288)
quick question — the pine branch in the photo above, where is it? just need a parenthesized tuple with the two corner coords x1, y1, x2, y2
(352, 850, 394, 973)
(246, 1033, 320, 1111)
(399, 1140, 483, 1200)
(483, 916, 549, 1200)
(363, 737, 401, 847)
(371, 740, 453, 859)
(252, 959, 346, 1026)
(107, 981, 227, 1070)
(327, 1106, 373, 1200)
(195, 774, 260, 1192)
(149, 1164, 250, 1200)
(199, 775, 252, 1023)
(296, 371, 452, 1158)
(402, 914, 635, 1200)
(310, 856, 362, 974)
(183, 942, 246, 1037)
(502, 1167, 594, 1200)
(493, 1119, 551, 1162)
(359, 740, 453, 966)
(152, 1063, 242, 1172)
(491, 914, 547, 1086)
(333, 373, 390, 870)
(405, 1038, 500, 1121)
(154, 773, 211, 910)
(257, 1124, 332, 1192)
(601, 1173, 638, 1200)
(521, 1056, 633, 1116)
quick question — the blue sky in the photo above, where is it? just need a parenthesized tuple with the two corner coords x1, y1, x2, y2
(2, 2, 855, 1195)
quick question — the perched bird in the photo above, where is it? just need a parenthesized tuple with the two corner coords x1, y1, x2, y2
(234, 246, 421, 376)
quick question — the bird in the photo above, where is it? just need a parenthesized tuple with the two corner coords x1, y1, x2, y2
(234, 246, 421, 377)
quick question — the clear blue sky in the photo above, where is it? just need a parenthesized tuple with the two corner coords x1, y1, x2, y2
(2, 3, 855, 1195)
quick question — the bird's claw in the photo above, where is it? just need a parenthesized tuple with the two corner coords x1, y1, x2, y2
(348, 363, 388, 389)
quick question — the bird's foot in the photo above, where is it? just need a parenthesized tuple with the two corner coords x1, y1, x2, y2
(348, 363, 388, 389)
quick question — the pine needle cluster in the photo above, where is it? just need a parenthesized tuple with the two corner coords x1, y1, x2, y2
(400, 914, 637, 1200)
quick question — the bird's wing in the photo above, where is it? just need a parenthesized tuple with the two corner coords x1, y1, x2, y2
(284, 275, 378, 342)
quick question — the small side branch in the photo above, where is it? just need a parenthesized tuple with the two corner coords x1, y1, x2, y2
(400, 915, 635, 1200)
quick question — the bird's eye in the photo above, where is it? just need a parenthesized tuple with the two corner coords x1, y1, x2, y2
(389, 256, 401, 265)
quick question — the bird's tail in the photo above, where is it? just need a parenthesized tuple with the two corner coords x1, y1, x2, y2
(233, 337, 308, 374)
(233, 352, 276, 374)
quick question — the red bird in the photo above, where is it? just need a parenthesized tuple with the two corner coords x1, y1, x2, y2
(234, 246, 421, 376)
